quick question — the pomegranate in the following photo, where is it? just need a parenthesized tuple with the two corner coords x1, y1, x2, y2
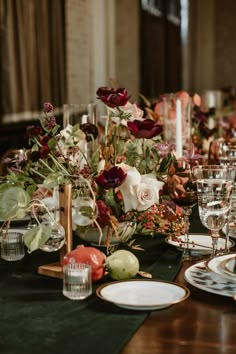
(63, 245, 106, 282)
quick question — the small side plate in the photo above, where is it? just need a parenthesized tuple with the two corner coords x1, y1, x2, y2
(96, 279, 190, 311)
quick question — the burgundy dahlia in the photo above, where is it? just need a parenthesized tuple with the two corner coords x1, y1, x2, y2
(96, 87, 130, 108)
(127, 119, 163, 139)
(95, 166, 127, 189)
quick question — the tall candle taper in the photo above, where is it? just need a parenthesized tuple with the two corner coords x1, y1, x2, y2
(176, 98, 183, 157)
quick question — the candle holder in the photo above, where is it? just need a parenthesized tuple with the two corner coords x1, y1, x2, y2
(37, 184, 72, 279)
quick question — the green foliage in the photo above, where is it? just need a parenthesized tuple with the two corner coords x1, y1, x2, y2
(43, 172, 70, 189)
(23, 225, 51, 253)
(0, 186, 31, 220)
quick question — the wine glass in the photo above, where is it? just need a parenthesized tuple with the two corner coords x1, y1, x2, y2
(193, 165, 235, 258)
(217, 142, 236, 250)
(167, 158, 199, 260)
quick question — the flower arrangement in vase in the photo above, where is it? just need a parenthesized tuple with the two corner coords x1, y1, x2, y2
(0, 87, 185, 253)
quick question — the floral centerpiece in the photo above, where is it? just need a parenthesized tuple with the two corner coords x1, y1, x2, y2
(0, 87, 185, 253)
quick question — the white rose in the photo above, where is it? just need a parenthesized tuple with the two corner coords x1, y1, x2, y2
(117, 164, 141, 212)
(134, 174, 164, 211)
(117, 166, 164, 213)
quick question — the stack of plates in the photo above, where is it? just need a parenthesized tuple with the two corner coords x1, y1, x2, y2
(206, 253, 236, 280)
(184, 253, 236, 298)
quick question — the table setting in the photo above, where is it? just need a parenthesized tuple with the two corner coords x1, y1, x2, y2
(1, 86, 236, 353)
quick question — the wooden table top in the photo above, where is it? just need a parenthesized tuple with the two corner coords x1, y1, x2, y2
(121, 259, 236, 354)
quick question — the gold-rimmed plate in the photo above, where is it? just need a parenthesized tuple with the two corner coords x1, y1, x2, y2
(206, 253, 236, 281)
(219, 255, 236, 278)
(166, 234, 234, 255)
(185, 260, 236, 297)
(96, 279, 190, 311)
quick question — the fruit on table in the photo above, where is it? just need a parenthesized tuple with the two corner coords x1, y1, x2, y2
(63, 245, 106, 282)
(105, 249, 140, 280)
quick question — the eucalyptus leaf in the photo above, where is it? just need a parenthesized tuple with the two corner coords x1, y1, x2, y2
(23, 225, 51, 253)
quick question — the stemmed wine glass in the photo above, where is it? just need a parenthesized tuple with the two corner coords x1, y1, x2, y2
(167, 158, 199, 261)
(193, 165, 235, 258)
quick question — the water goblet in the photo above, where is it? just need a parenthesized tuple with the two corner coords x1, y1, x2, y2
(167, 158, 199, 261)
(217, 142, 236, 250)
(193, 165, 235, 258)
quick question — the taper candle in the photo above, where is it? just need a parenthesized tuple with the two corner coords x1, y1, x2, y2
(175, 98, 183, 157)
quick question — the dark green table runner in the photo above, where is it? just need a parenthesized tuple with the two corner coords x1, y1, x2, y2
(0, 235, 183, 354)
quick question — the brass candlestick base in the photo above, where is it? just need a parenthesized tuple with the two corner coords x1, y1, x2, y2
(38, 184, 72, 279)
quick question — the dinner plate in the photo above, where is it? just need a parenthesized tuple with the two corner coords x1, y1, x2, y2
(219, 255, 236, 277)
(166, 234, 234, 255)
(206, 253, 236, 281)
(96, 279, 190, 311)
(184, 261, 236, 297)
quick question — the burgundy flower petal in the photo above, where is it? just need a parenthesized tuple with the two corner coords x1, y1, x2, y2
(127, 119, 163, 139)
(95, 166, 127, 189)
(25, 125, 43, 138)
(96, 87, 130, 108)
(39, 144, 50, 158)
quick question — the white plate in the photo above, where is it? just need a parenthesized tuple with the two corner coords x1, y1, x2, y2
(185, 261, 236, 298)
(96, 279, 190, 311)
(166, 234, 234, 255)
(219, 255, 236, 278)
(222, 225, 236, 239)
(206, 253, 236, 281)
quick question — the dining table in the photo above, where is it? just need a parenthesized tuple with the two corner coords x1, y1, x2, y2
(1, 207, 236, 354)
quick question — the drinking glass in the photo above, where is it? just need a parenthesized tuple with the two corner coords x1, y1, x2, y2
(218, 142, 236, 250)
(193, 165, 235, 257)
(1, 231, 25, 261)
(218, 142, 236, 167)
(63, 103, 98, 167)
(63, 263, 92, 300)
(63, 103, 97, 128)
(167, 158, 199, 260)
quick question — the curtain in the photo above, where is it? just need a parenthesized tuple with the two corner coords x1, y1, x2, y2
(0, 0, 65, 122)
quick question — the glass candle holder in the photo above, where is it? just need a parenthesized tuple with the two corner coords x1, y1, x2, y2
(1, 231, 25, 261)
